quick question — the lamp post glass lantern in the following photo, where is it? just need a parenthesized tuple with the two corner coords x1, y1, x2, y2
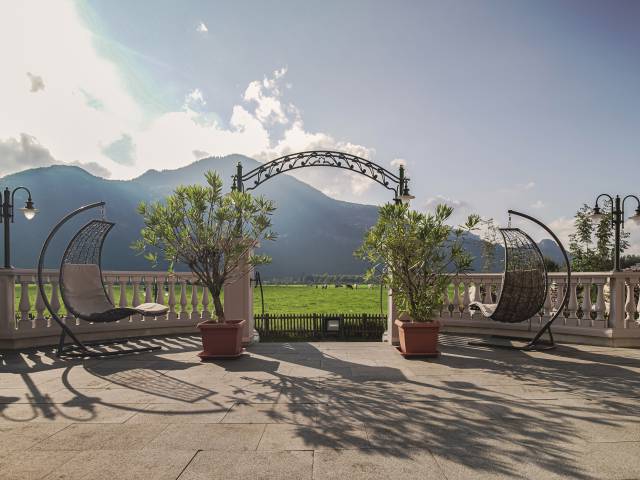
(589, 193, 640, 272)
(1, 186, 38, 268)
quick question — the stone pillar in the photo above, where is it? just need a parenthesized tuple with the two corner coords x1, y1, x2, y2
(0, 269, 16, 345)
(385, 288, 399, 345)
(608, 273, 626, 329)
(224, 252, 256, 345)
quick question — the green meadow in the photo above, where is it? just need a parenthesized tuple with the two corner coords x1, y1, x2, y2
(15, 284, 389, 317)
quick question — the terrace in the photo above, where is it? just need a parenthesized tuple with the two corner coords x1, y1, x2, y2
(3, 334, 640, 479)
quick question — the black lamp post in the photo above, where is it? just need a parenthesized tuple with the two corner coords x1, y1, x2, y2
(590, 194, 640, 272)
(1, 186, 38, 269)
(396, 165, 415, 205)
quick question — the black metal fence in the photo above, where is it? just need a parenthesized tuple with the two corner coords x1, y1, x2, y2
(255, 313, 386, 340)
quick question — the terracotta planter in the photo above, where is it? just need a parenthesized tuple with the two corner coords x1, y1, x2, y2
(197, 319, 246, 360)
(395, 318, 440, 357)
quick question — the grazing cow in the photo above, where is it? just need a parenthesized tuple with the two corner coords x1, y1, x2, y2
(346, 284, 354, 289)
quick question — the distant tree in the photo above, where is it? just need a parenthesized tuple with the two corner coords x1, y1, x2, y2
(543, 256, 561, 272)
(479, 218, 499, 272)
(621, 255, 640, 270)
(569, 203, 629, 272)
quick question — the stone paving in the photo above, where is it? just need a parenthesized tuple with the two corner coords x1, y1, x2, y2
(2, 334, 640, 479)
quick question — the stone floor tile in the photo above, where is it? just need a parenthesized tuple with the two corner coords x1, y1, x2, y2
(179, 450, 312, 480)
(145, 423, 265, 450)
(126, 402, 232, 423)
(313, 448, 445, 480)
(31, 423, 167, 451)
(0, 450, 76, 480)
(257, 423, 369, 450)
(578, 441, 640, 479)
(0, 402, 143, 424)
(41, 449, 195, 480)
(0, 423, 68, 452)
(222, 402, 318, 424)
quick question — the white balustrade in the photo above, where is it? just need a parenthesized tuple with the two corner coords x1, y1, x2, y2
(3, 269, 640, 349)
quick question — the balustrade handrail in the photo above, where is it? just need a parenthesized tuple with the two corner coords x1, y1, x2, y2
(2, 268, 639, 350)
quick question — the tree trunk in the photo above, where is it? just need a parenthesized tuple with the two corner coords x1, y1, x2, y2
(211, 290, 224, 323)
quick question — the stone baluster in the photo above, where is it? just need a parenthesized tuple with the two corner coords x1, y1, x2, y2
(556, 280, 567, 325)
(542, 281, 553, 323)
(105, 277, 115, 305)
(625, 277, 637, 324)
(179, 279, 188, 321)
(567, 279, 579, 325)
(442, 285, 451, 317)
(202, 287, 211, 321)
(18, 276, 31, 323)
(118, 275, 128, 308)
(636, 277, 640, 323)
(495, 280, 502, 302)
(167, 276, 176, 321)
(50, 277, 61, 325)
(145, 277, 153, 304)
(461, 281, 471, 318)
(580, 278, 593, 327)
(594, 278, 607, 326)
(484, 282, 493, 304)
(609, 275, 625, 329)
(471, 280, 481, 319)
(191, 283, 200, 321)
(132, 277, 142, 307)
(15, 275, 32, 332)
(34, 275, 47, 328)
(452, 281, 460, 317)
(155, 276, 165, 305)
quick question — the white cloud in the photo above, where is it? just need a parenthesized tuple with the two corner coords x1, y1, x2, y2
(390, 158, 406, 168)
(0, 133, 111, 178)
(0, 3, 375, 201)
(196, 22, 208, 33)
(424, 195, 470, 210)
(531, 200, 545, 209)
(0, 133, 56, 174)
(518, 181, 535, 190)
(184, 88, 206, 109)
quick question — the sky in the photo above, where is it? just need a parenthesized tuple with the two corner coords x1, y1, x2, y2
(1, 0, 639, 251)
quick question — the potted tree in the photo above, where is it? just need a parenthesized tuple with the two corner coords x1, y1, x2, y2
(356, 203, 479, 357)
(133, 171, 276, 359)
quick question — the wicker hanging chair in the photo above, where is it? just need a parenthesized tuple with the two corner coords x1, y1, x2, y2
(469, 210, 571, 350)
(38, 202, 167, 357)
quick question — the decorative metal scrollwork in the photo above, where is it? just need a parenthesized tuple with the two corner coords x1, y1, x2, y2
(234, 151, 407, 201)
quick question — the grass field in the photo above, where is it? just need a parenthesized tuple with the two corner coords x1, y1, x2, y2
(16, 284, 388, 317)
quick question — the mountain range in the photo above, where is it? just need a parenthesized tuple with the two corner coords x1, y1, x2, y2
(2, 155, 565, 278)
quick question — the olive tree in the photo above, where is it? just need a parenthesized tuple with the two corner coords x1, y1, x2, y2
(356, 203, 479, 322)
(133, 171, 276, 322)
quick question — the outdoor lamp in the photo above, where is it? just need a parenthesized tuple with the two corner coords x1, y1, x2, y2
(589, 193, 640, 271)
(629, 207, 640, 225)
(399, 184, 415, 205)
(589, 205, 607, 223)
(20, 197, 38, 220)
(2, 186, 37, 269)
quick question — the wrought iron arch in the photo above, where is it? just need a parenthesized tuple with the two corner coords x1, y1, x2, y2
(233, 150, 411, 202)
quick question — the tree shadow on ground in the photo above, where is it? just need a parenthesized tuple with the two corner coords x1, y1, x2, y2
(3, 333, 640, 478)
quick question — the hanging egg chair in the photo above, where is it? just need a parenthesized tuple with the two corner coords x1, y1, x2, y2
(469, 210, 571, 350)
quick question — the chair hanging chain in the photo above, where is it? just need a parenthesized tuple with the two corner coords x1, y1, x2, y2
(508, 212, 512, 228)
(100, 204, 106, 220)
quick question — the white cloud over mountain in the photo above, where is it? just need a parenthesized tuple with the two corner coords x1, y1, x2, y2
(0, 1, 375, 202)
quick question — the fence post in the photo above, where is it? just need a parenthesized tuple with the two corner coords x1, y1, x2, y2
(265, 313, 270, 337)
(0, 269, 16, 347)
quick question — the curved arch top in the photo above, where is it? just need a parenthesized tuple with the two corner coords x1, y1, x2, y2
(235, 150, 408, 200)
